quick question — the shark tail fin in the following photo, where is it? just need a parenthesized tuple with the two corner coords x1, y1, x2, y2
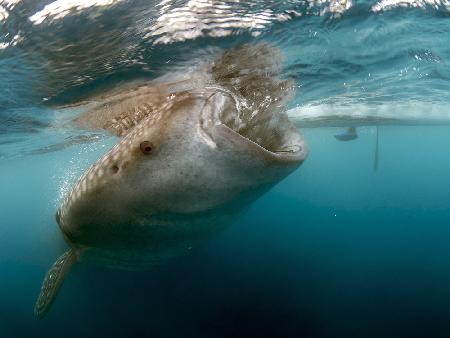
(34, 248, 77, 319)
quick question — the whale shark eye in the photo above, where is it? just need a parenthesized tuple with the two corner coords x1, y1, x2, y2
(110, 165, 119, 174)
(140, 141, 153, 154)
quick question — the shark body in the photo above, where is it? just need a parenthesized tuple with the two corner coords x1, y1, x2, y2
(34, 44, 308, 319)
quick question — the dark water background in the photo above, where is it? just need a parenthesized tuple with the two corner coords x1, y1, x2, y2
(1, 1, 450, 337)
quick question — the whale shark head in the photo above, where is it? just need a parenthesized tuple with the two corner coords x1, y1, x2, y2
(35, 44, 308, 319)
(57, 89, 307, 251)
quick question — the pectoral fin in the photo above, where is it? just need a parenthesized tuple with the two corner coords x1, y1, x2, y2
(34, 248, 77, 319)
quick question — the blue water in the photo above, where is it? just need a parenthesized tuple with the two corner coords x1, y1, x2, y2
(2, 1, 450, 337)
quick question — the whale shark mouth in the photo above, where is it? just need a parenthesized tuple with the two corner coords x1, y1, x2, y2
(205, 44, 305, 159)
(211, 89, 306, 159)
(224, 111, 303, 154)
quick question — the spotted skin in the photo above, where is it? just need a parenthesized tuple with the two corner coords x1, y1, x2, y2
(59, 98, 177, 231)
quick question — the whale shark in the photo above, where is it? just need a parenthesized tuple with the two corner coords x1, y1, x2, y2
(34, 44, 308, 319)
